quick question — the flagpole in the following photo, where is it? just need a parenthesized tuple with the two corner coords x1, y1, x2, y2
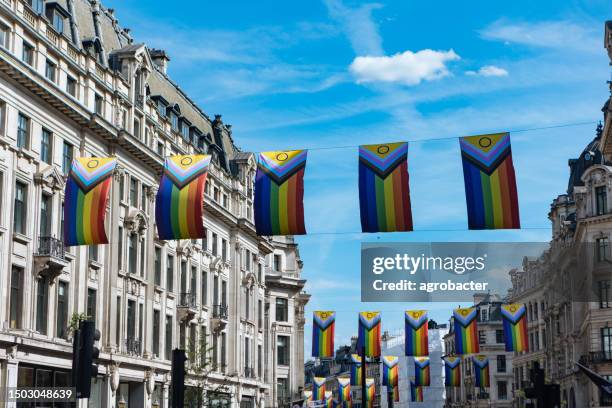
(360, 345, 366, 408)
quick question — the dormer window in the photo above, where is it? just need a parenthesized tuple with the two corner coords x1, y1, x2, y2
(52, 11, 64, 33)
(170, 113, 178, 131)
(29, 0, 44, 14)
(180, 120, 191, 141)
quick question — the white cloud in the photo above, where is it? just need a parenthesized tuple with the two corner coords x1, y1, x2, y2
(466, 65, 509, 77)
(349, 49, 460, 85)
(323, 0, 384, 55)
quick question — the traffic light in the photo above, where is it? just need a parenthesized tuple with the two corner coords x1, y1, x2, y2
(75, 320, 101, 398)
(171, 349, 187, 408)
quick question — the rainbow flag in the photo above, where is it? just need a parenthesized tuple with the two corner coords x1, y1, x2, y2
(64, 157, 116, 246)
(414, 357, 431, 386)
(472, 355, 490, 388)
(350, 354, 362, 386)
(303, 391, 313, 407)
(410, 381, 424, 402)
(312, 311, 335, 358)
(358, 312, 381, 357)
(338, 377, 351, 408)
(365, 378, 375, 408)
(444, 356, 461, 386)
(254, 150, 307, 236)
(382, 356, 399, 387)
(405, 310, 429, 356)
(313, 377, 326, 402)
(453, 307, 479, 355)
(392, 385, 400, 402)
(501, 304, 529, 352)
(460, 133, 520, 229)
(358, 142, 413, 232)
(325, 391, 333, 408)
(155, 155, 210, 240)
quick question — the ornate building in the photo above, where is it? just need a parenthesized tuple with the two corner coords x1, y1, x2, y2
(0, 0, 308, 406)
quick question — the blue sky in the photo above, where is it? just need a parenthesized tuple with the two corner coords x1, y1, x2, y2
(106, 0, 612, 354)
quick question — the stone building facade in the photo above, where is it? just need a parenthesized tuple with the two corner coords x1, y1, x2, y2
(0, 0, 308, 406)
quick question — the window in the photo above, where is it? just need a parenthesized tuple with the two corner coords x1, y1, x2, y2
(221, 332, 227, 371)
(141, 184, 147, 212)
(275, 298, 288, 322)
(45, 59, 56, 82)
(153, 310, 160, 357)
(140, 240, 146, 277)
(40, 128, 52, 164)
(181, 122, 190, 140)
(278, 378, 289, 401)
(56, 281, 68, 337)
(170, 112, 178, 131)
(212, 334, 218, 369)
(157, 100, 166, 118)
(496, 329, 504, 344)
(258, 344, 263, 378)
(17, 113, 29, 149)
(244, 288, 250, 320)
(180, 261, 187, 293)
(603, 327, 612, 359)
(222, 239, 227, 262)
(258, 300, 263, 328)
(40, 194, 51, 237)
(222, 193, 228, 209)
(36, 276, 48, 334)
(29, 0, 43, 13)
(157, 141, 164, 156)
(0, 24, 9, 49)
(154, 247, 162, 286)
(128, 234, 137, 274)
(116, 296, 121, 344)
(13, 181, 27, 234)
(596, 186, 608, 215)
(213, 187, 220, 202)
(179, 322, 186, 349)
(212, 232, 218, 255)
(497, 355, 506, 373)
(52, 12, 64, 33)
(66, 76, 77, 97)
(166, 255, 174, 292)
(118, 226, 124, 270)
(87, 288, 97, 323)
(600, 281, 611, 308)
(274, 254, 281, 272)
(480, 308, 488, 322)
(10, 266, 23, 329)
(62, 141, 73, 174)
(478, 330, 486, 344)
(126, 300, 136, 341)
(165, 315, 173, 360)
(22, 42, 34, 66)
(201, 271, 208, 306)
(258, 264, 263, 283)
(94, 94, 104, 115)
(596, 237, 610, 263)
(130, 177, 138, 206)
(277, 336, 289, 366)
(497, 381, 507, 400)
(133, 118, 140, 139)
(202, 228, 208, 251)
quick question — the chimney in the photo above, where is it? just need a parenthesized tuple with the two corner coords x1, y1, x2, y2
(150, 49, 170, 74)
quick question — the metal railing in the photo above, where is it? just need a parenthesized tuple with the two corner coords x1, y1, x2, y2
(244, 366, 255, 378)
(178, 292, 197, 308)
(579, 351, 612, 365)
(36, 236, 65, 259)
(124, 338, 142, 356)
(212, 304, 228, 319)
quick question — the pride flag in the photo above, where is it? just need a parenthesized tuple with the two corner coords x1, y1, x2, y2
(382, 356, 399, 387)
(303, 391, 313, 407)
(358, 142, 413, 232)
(324, 391, 333, 408)
(410, 381, 424, 402)
(313, 377, 326, 402)
(405, 310, 429, 356)
(155, 155, 210, 240)
(414, 357, 431, 386)
(365, 378, 375, 408)
(254, 150, 307, 236)
(392, 385, 399, 402)
(350, 354, 362, 386)
(444, 356, 461, 386)
(501, 304, 529, 352)
(312, 311, 336, 358)
(453, 307, 479, 354)
(472, 355, 490, 388)
(64, 157, 116, 246)
(358, 312, 381, 357)
(460, 133, 520, 229)
(338, 377, 351, 408)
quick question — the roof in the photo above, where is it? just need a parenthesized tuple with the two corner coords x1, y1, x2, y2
(567, 124, 611, 194)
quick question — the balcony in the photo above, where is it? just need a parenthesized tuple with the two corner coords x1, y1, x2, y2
(123, 338, 142, 356)
(211, 304, 228, 332)
(579, 351, 612, 366)
(244, 366, 255, 379)
(177, 292, 197, 321)
(34, 236, 68, 280)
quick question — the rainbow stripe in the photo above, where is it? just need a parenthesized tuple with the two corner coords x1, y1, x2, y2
(472, 355, 490, 388)
(350, 354, 362, 386)
(64, 157, 116, 246)
(155, 155, 210, 240)
(358, 142, 413, 232)
(460, 133, 520, 229)
(382, 356, 399, 387)
(405, 310, 429, 356)
(313, 377, 326, 402)
(304, 391, 313, 407)
(392, 385, 399, 402)
(501, 304, 529, 352)
(324, 391, 333, 408)
(358, 312, 381, 357)
(254, 150, 307, 236)
(453, 307, 479, 355)
(312, 311, 335, 358)
(444, 357, 461, 386)
(410, 381, 424, 402)
(338, 378, 351, 408)
(365, 378, 375, 408)
(414, 357, 431, 386)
